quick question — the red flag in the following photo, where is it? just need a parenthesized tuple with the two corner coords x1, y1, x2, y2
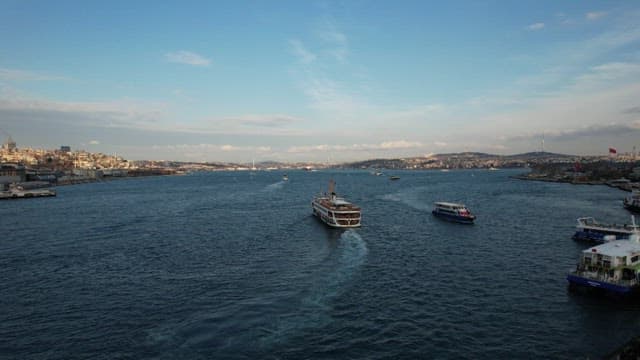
(609, 147, 617, 154)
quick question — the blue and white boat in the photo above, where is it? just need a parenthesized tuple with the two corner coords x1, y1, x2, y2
(572, 217, 638, 243)
(567, 218, 640, 296)
(432, 202, 475, 224)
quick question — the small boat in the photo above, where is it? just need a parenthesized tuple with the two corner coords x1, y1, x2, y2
(432, 202, 475, 224)
(567, 217, 640, 296)
(311, 180, 361, 228)
(624, 191, 640, 213)
(389, 175, 400, 180)
(572, 217, 639, 243)
(282, 174, 288, 181)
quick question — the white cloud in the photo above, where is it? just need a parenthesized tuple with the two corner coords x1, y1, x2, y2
(0, 68, 66, 81)
(573, 62, 640, 90)
(434, 141, 448, 147)
(164, 50, 211, 67)
(287, 140, 424, 154)
(316, 21, 349, 62)
(289, 40, 316, 64)
(586, 11, 607, 21)
(89, 140, 100, 145)
(226, 114, 302, 128)
(0, 93, 168, 129)
(155, 143, 272, 154)
(527, 23, 545, 31)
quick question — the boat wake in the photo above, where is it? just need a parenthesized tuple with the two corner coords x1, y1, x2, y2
(263, 181, 285, 192)
(380, 189, 430, 211)
(146, 230, 368, 357)
(255, 229, 368, 348)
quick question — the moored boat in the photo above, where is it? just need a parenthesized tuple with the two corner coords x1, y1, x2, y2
(432, 202, 475, 224)
(572, 217, 639, 243)
(567, 217, 640, 296)
(623, 191, 640, 213)
(282, 174, 288, 181)
(0, 186, 56, 200)
(311, 180, 361, 228)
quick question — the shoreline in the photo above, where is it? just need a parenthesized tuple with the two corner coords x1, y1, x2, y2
(511, 174, 635, 192)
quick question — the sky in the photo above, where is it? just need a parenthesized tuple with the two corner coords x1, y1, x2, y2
(1, 0, 640, 163)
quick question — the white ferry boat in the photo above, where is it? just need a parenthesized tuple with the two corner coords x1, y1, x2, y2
(311, 180, 361, 228)
(572, 217, 639, 243)
(567, 217, 640, 296)
(432, 202, 475, 224)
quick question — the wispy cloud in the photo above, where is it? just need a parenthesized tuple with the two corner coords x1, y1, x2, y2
(289, 39, 316, 64)
(164, 50, 211, 67)
(0, 68, 67, 81)
(316, 21, 349, 62)
(586, 11, 607, 21)
(287, 140, 424, 154)
(225, 114, 301, 128)
(573, 62, 640, 90)
(623, 106, 640, 114)
(527, 23, 545, 31)
(508, 122, 640, 143)
(88, 140, 100, 145)
(0, 90, 169, 129)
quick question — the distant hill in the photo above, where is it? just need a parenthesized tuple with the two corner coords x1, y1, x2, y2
(340, 151, 584, 170)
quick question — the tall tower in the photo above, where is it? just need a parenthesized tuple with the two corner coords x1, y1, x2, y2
(2, 136, 17, 152)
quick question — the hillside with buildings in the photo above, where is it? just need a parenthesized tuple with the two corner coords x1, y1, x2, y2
(3, 135, 640, 190)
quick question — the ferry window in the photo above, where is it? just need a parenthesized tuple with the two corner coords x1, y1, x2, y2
(584, 257, 591, 264)
(632, 255, 639, 263)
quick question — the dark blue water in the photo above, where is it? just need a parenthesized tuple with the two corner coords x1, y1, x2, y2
(2, 169, 639, 359)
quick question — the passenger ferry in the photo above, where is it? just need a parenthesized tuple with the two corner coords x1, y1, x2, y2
(432, 202, 475, 224)
(572, 217, 639, 243)
(624, 191, 640, 213)
(567, 218, 640, 296)
(311, 180, 361, 228)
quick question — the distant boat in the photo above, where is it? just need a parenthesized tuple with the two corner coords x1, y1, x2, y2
(489, 167, 499, 171)
(572, 217, 639, 243)
(389, 175, 400, 180)
(311, 180, 361, 228)
(440, 169, 450, 172)
(282, 174, 288, 181)
(432, 202, 475, 224)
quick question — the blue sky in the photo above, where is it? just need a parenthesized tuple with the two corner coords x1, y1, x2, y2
(1, 0, 639, 162)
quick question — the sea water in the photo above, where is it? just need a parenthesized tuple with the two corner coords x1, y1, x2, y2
(1, 169, 638, 359)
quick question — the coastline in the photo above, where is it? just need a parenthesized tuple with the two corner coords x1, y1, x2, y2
(511, 173, 636, 192)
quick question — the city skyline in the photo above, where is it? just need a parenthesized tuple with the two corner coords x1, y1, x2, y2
(1, 1, 640, 163)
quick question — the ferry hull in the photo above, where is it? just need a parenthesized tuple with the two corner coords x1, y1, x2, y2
(566, 274, 636, 295)
(624, 203, 640, 214)
(432, 210, 475, 224)
(572, 231, 627, 244)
